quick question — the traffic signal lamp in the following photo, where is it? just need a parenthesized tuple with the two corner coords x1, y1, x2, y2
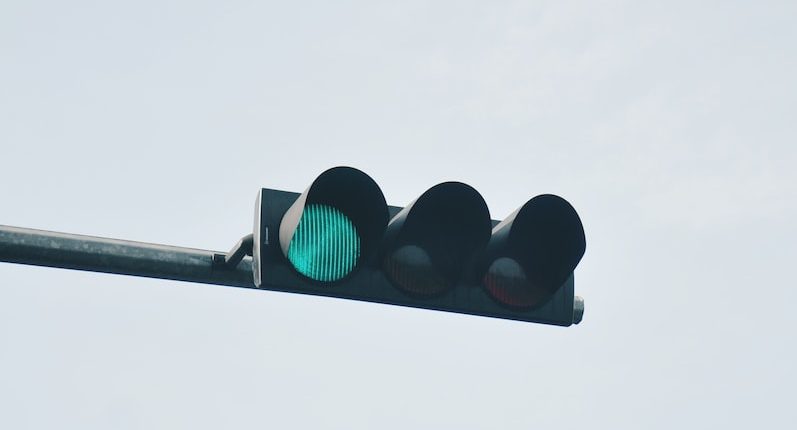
(276, 166, 388, 283)
(481, 194, 586, 309)
(253, 166, 586, 326)
(381, 182, 491, 298)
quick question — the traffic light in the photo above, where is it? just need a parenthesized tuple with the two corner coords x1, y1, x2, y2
(253, 166, 586, 326)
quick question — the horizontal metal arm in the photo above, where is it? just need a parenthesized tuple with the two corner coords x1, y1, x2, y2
(0, 225, 255, 289)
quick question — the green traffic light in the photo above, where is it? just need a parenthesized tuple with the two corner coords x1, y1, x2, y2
(286, 204, 360, 282)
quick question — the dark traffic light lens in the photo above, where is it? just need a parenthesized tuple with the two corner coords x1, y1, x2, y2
(483, 257, 548, 308)
(287, 204, 360, 282)
(384, 245, 449, 297)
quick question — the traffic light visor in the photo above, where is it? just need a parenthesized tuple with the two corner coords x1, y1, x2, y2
(382, 182, 491, 297)
(278, 167, 388, 283)
(482, 194, 585, 308)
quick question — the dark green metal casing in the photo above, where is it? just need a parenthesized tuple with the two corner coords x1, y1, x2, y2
(253, 167, 584, 326)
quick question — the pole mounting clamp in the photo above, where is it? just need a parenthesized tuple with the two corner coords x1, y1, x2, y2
(213, 234, 253, 269)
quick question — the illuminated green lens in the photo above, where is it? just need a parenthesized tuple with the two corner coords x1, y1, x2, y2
(287, 204, 360, 282)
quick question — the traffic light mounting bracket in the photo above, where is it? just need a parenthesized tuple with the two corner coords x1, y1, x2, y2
(212, 234, 254, 269)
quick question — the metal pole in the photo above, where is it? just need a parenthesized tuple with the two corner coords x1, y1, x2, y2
(0, 225, 255, 289)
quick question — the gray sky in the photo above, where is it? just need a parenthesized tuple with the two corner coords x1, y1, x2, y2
(1, 1, 795, 428)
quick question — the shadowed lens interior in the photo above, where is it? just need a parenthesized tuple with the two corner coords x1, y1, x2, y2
(384, 245, 448, 296)
(483, 257, 548, 308)
(287, 204, 360, 282)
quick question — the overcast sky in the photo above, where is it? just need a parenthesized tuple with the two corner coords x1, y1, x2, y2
(1, 1, 796, 429)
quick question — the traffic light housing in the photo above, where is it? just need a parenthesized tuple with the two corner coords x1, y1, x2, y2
(253, 167, 586, 326)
